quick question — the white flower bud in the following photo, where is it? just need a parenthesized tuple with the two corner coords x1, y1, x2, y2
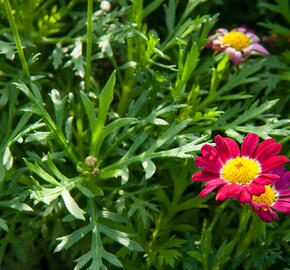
(100, 1, 111, 12)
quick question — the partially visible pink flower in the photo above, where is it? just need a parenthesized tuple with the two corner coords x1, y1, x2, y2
(192, 133, 289, 203)
(250, 166, 290, 222)
(207, 26, 269, 65)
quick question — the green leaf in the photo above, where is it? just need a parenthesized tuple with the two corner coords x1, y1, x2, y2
(14, 81, 33, 100)
(102, 118, 136, 139)
(147, 120, 191, 153)
(120, 165, 129, 185)
(187, 250, 203, 263)
(100, 224, 144, 252)
(91, 70, 116, 156)
(74, 250, 93, 270)
(70, 41, 85, 78)
(25, 132, 54, 143)
(0, 198, 32, 212)
(2, 147, 13, 170)
(11, 121, 44, 146)
(201, 219, 213, 262)
(0, 87, 9, 109)
(96, 210, 127, 223)
(121, 132, 149, 160)
(49, 89, 67, 130)
(24, 158, 62, 186)
(0, 164, 5, 183)
(230, 99, 279, 127)
(80, 91, 97, 134)
(158, 249, 182, 267)
(46, 155, 71, 183)
(96, 118, 136, 156)
(152, 118, 168, 125)
(165, 0, 176, 33)
(55, 225, 91, 252)
(77, 185, 95, 198)
(0, 40, 17, 60)
(98, 70, 116, 125)
(152, 136, 208, 158)
(51, 42, 64, 69)
(0, 218, 8, 232)
(219, 61, 264, 95)
(212, 238, 238, 270)
(65, 116, 73, 142)
(143, 0, 165, 17)
(258, 21, 290, 35)
(176, 195, 209, 212)
(102, 251, 123, 268)
(61, 189, 86, 221)
(30, 185, 64, 205)
(142, 159, 156, 179)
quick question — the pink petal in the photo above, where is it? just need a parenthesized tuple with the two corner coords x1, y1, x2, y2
(242, 46, 252, 57)
(195, 157, 222, 174)
(246, 32, 260, 43)
(241, 133, 259, 157)
(255, 143, 282, 163)
(201, 144, 218, 160)
(250, 43, 270, 55)
(268, 165, 285, 176)
(258, 208, 275, 223)
(246, 182, 265, 196)
(192, 171, 220, 182)
(253, 138, 275, 158)
(226, 183, 243, 198)
(272, 201, 290, 214)
(253, 176, 273, 185)
(215, 184, 231, 201)
(278, 189, 290, 196)
(231, 27, 247, 33)
(205, 178, 228, 187)
(226, 48, 243, 65)
(224, 138, 240, 158)
(269, 208, 279, 221)
(216, 28, 228, 35)
(238, 188, 252, 203)
(258, 173, 280, 179)
(250, 201, 269, 208)
(214, 135, 232, 163)
(261, 156, 289, 172)
(200, 184, 224, 197)
(277, 197, 290, 203)
(274, 171, 290, 191)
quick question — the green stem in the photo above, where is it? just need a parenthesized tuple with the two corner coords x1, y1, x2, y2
(85, 0, 93, 91)
(234, 207, 252, 256)
(117, 35, 135, 116)
(117, 84, 132, 116)
(3, 0, 30, 78)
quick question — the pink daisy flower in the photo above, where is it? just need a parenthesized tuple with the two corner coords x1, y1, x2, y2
(250, 166, 290, 222)
(208, 26, 269, 65)
(192, 133, 289, 203)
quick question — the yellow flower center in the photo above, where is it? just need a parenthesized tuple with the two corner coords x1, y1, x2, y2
(222, 32, 251, 51)
(252, 185, 276, 206)
(221, 157, 260, 185)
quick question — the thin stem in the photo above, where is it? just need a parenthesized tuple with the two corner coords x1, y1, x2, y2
(117, 84, 132, 116)
(3, 0, 30, 78)
(85, 0, 93, 91)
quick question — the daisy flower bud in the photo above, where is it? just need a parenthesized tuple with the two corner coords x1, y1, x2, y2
(100, 1, 111, 12)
